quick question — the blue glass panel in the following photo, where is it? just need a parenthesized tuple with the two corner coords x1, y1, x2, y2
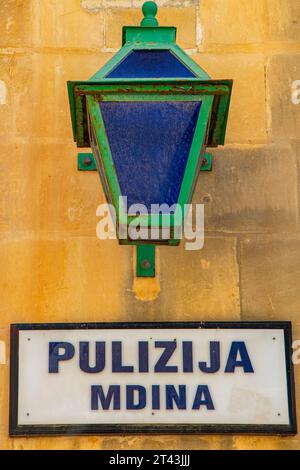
(106, 50, 196, 79)
(99, 101, 201, 212)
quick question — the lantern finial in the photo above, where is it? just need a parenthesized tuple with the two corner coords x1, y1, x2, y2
(141, 1, 159, 27)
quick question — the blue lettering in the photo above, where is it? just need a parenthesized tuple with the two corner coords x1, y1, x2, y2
(199, 341, 220, 373)
(225, 341, 254, 373)
(138, 342, 149, 373)
(91, 385, 120, 410)
(192, 385, 214, 410)
(152, 385, 160, 410)
(182, 341, 193, 372)
(155, 341, 177, 373)
(126, 385, 146, 410)
(49, 342, 75, 373)
(112, 341, 134, 373)
(166, 385, 186, 409)
(79, 342, 105, 373)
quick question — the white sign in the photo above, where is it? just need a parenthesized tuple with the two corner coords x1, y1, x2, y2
(10, 323, 296, 435)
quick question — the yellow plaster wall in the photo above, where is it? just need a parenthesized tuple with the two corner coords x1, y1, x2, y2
(0, 0, 300, 450)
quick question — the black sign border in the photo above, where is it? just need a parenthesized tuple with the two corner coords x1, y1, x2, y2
(9, 321, 297, 436)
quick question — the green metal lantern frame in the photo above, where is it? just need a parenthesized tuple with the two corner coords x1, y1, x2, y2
(67, 3, 233, 277)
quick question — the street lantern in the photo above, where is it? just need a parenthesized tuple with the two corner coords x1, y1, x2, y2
(67, 1, 232, 277)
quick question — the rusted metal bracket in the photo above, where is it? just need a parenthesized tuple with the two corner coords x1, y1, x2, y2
(78, 152, 212, 172)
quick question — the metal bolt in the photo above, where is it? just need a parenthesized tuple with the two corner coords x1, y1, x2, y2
(141, 259, 151, 270)
(202, 194, 212, 204)
(84, 157, 92, 166)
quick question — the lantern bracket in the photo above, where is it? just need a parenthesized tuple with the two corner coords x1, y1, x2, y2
(136, 244, 155, 277)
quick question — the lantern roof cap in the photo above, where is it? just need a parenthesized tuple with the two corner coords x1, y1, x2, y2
(141, 1, 159, 27)
(121, 1, 175, 47)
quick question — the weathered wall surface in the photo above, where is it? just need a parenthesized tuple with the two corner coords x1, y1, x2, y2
(0, 0, 300, 450)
